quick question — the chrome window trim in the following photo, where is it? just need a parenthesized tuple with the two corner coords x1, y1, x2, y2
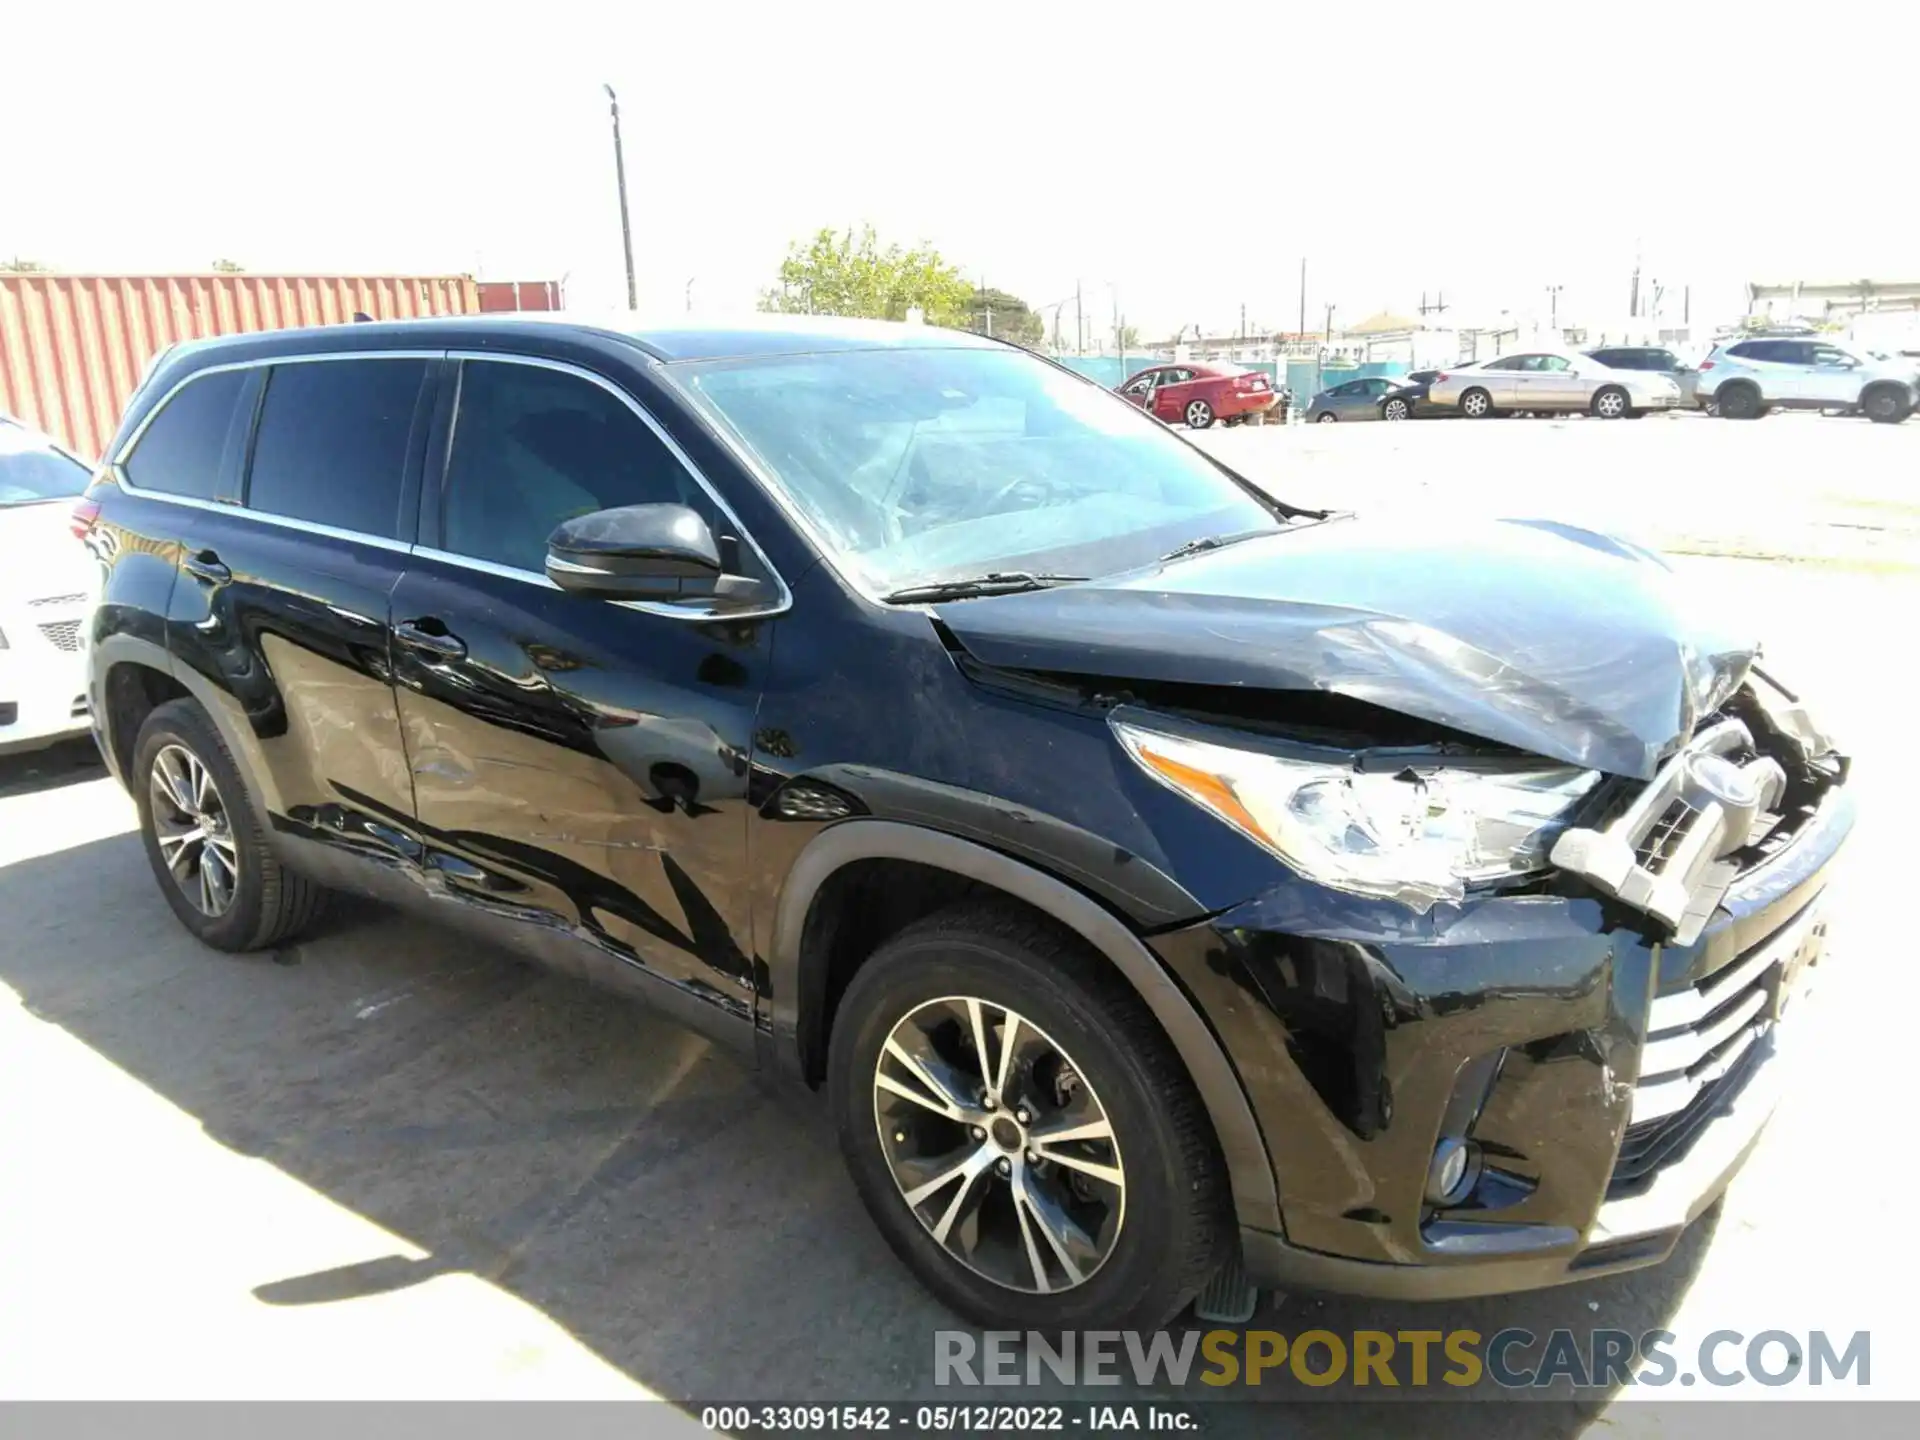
(441, 351, 791, 619)
(108, 347, 790, 620)
(112, 350, 445, 469)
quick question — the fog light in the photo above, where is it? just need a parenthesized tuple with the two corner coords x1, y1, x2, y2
(1427, 1137, 1479, 1206)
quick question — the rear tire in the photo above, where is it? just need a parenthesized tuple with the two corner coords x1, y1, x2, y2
(1460, 387, 1494, 418)
(828, 902, 1229, 1331)
(1315, 411, 1337, 423)
(1184, 399, 1214, 429)
(1716, 383, 1762, 420)
(133, 698, 329, 952)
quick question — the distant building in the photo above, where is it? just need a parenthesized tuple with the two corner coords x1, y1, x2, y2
(1747, 279, 1920, 325)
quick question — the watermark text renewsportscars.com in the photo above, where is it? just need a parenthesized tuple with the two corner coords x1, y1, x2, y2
(935, 1327, 1871, 1390)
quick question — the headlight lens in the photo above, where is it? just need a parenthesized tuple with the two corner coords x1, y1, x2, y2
(1114, 721, 1602, 909)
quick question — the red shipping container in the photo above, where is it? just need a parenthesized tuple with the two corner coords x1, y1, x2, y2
(0, 272, 482, 461)
(476, 280, 565, 313)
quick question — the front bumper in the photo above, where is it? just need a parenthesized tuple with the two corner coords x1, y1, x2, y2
(1149, 773, 1852, 1300)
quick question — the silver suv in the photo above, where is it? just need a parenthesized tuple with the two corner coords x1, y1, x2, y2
(1696, 337, 1915, 423)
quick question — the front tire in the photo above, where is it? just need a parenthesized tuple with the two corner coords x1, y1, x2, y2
(828, 903, 1228, 1330)
(1863, 386, 1912, 424)
(1460, 386, 1494, 418)
(133, 698, 329, 951)
(1315, 411, 1337, 423)
(1591, 385, 1630, 419)
(1184, 399, 1215, 429)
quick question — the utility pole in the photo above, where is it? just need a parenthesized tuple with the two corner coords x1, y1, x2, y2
(1629, 238, 1642, 319)
(1298, 258, 1307, 339)
(1419, 291, 1449, 318)
(1323, 303, 1336, 343)
(1546, 284, 1562, 332)
(603, 84, 637, 311)
(978, 277, 993, 337)
(684, 276, 696, 312)
(1075, 280, 1084, 355)
(1239, 301, 1247, 344)
(1684, 285, 1691, 325)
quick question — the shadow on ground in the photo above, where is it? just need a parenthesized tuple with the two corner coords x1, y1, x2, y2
(0, 743, 1709, 1435)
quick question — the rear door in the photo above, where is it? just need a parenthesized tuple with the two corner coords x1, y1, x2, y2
(387, 353, 776, 1048)
(159, 353, 431, 876)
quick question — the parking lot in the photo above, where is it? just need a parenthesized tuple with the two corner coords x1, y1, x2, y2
(2, 414, 1915, 1427)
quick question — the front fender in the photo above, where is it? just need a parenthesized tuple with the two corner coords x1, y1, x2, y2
(762, 818, 1282, 1235)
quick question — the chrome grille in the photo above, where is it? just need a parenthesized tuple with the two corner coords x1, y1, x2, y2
(1625, 900, 1825, 1132)
(37, 619, 84, 653)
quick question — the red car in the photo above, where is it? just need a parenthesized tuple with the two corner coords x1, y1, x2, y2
(1115, 363, 1279, 429)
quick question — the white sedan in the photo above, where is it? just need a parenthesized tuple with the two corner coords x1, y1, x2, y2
(1426, 349, 1683, 419)
(0, 418, 97, 757)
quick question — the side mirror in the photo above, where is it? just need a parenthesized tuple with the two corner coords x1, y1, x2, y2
(546, 503, 725, 600)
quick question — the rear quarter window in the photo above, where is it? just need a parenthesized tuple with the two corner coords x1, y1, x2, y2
(121, 369, 248, 500)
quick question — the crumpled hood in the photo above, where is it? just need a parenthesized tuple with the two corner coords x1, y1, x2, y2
(934, 515, 1758, 779)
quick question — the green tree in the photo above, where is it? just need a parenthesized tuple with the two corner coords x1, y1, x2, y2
(1115, 324, 1141, 351)
(211, 258, 245, 273)
(957, 287, 1044, 349)
(759, 225, 975, 326)
(1, 257, 51, 272)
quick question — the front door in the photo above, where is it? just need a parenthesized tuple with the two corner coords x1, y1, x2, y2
(1805, 342, 1864, 405)
(1152, 368, 1195, 422)
(388, 354, 778, 1048)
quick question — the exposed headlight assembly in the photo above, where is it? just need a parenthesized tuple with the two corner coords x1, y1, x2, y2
(1114, 721, 1602, 910)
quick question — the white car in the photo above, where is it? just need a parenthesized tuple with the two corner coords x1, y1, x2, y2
(1425, 349, 1683, 419)
(1695, 337, 1916, 422)
(0, 418, 97, 756)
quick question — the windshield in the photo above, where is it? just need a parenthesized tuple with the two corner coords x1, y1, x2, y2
(671, 346, 1283, 593)
(0, 423, 92, 505)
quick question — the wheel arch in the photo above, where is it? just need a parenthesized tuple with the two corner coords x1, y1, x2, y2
(768, 819, 1282, 1234)
(95, 638, 283, 831)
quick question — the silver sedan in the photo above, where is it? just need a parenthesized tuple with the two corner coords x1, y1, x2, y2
(1426, 350, 1683, 418)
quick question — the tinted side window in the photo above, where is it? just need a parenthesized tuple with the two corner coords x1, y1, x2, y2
(243, 359, 427, 539)
(122, 369, 246, 499)
(441, 360, 711, 574)
(1727, 342, 1762, 360)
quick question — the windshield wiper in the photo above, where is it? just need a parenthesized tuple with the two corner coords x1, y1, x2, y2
(880, 571, 1087, 604)
(1158, 527, 1278, 564)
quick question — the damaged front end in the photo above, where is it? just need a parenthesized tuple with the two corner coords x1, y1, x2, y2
(1549, 670, 1847, 945)
(949, 649, 1853, 1297)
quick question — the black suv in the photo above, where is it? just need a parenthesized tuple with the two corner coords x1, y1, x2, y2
(80, 316, 1853, 1329)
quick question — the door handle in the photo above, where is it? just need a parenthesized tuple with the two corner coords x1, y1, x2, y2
(182, 550, 230, 584)
(395, 618, 467, 662)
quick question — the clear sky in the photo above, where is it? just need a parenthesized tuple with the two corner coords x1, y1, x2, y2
(6, 2, 1915, 339)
